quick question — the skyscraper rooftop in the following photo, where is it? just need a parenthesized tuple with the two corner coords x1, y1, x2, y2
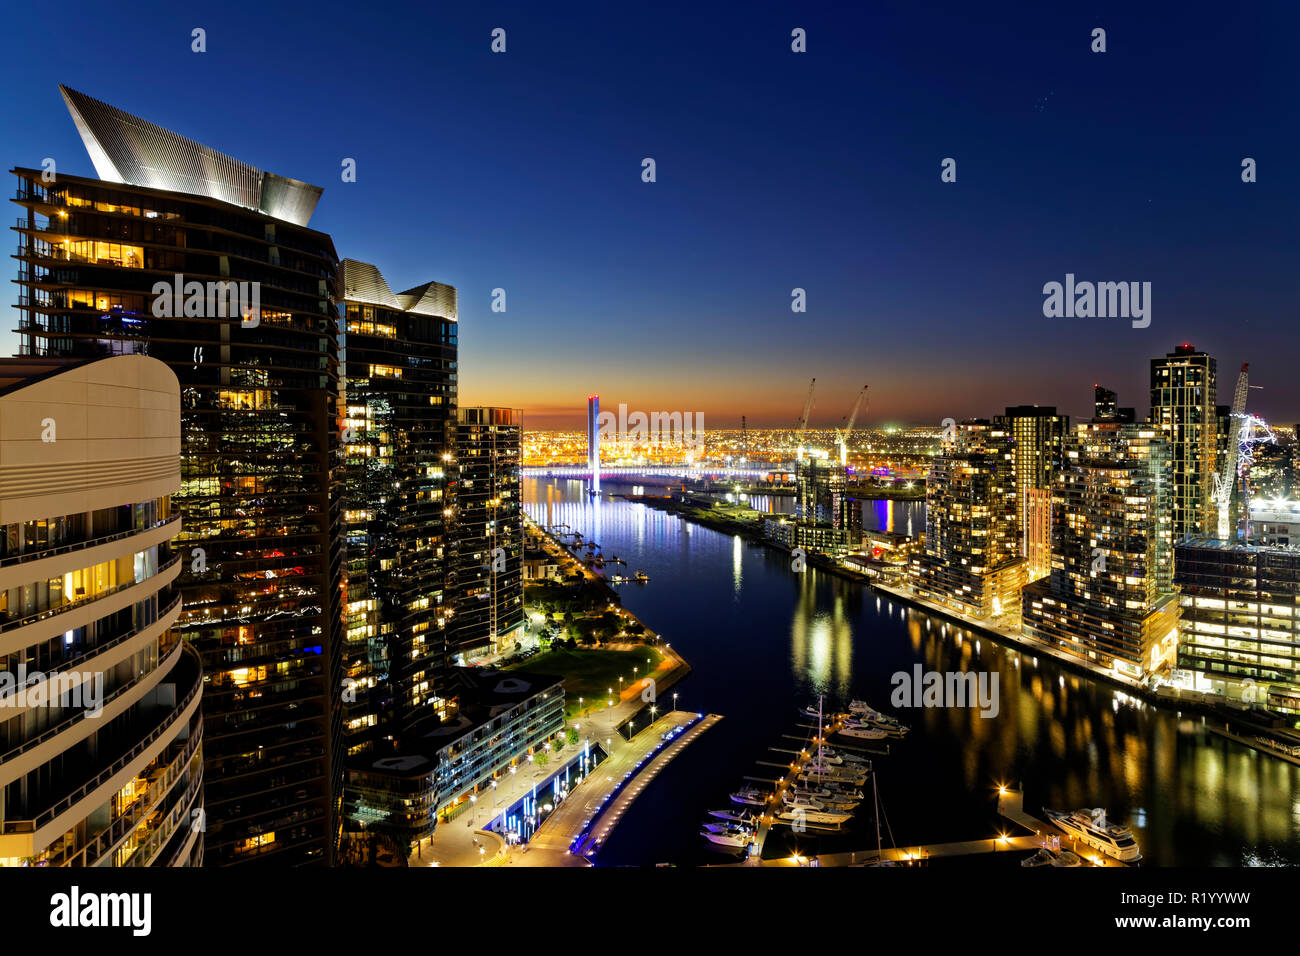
(58, 85, 323, 226)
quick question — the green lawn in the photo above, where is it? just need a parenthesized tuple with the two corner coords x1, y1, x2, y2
(507, 647, 667, 719)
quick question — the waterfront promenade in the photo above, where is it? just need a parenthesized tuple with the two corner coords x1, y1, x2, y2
(513, 710, 715, 867)
(413, 710, 714, 867)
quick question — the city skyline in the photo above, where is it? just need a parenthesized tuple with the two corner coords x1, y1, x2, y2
(2, 2, 1297, 429)
(4, 0, 1300, 906)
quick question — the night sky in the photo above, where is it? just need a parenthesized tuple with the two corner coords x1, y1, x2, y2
(2, 1, 1296, 428)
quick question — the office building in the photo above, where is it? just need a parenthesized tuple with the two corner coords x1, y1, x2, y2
(12, 87, 344, 864)
(453, 408, 524, 659)
(911, 420, 1025, 618)
(0, 355, 203, 867)
(1022, 419, 1179, 679)
(1151, 344, 1218, 541)
(338, 260, 458, 757)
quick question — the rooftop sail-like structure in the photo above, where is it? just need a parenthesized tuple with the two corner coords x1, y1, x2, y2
(341, 259, 458, 320)
(59, 84, 323, 226)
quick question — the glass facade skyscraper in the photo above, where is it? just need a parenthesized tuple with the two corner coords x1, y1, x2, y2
(12, 87, 344, 865)
(453, 408, 524, 659)
(1151, 344, 1218, 543)
(994, 406, 1068, 582)
(337, 259, 458, 756)
(911, 420, 1025, 618)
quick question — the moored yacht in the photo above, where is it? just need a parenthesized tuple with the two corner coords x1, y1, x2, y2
(707, 807, 754, 824)
(778, 807, 852, 827)
(700, 822, 754, 849)
(838, 724, 888, 740)
(1043, 807, 1141, 862)
(730, 785, 767, 807)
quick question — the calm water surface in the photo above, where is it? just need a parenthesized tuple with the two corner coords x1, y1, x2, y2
(526, 478, 1300, 867)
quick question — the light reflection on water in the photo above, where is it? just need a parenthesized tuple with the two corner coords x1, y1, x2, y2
(525, 478, 1300, 866)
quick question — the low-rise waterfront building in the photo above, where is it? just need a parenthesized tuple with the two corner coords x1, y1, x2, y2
(1174, 538, 1300, 711)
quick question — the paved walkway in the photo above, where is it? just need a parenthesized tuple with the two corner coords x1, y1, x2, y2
(577, 713, 722, 856)
(410, 741, 593, 868)
(513, 710, 712, 867)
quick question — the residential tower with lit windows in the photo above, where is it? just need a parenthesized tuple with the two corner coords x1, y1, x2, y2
(11, 86, 344, 865)
(337, 259, 458, 758)
(1022, 417, 1179, 679)
(0, 355, 203, 867)
(453, 408, 524, 659)
(910, 420, 1025, 618)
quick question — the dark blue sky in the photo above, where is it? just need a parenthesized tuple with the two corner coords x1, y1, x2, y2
(3, 1, 1297, 428)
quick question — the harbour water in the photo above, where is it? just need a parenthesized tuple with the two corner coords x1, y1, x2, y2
(525, 478, 1300, 867)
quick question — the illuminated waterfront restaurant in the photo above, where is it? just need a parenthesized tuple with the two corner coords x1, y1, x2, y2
(338, 259, 458, 757)
(12, 86, 344, 864)
(0, 356, 202, 866)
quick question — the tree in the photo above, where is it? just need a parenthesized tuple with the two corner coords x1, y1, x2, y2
(534, 749, 549, 769)
(567, 728, 579, 746)
(552, 737, 563, 754)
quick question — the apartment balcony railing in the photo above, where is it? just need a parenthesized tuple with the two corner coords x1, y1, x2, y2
(0, 598, 186, 767)
(89, 726, 203, 868)
(0, 515, 179, 570)
(0, 550, 180, 636)
(0, 643, 200, 837)
(116, 758, 204, 868)
(0, 591, 180, 710)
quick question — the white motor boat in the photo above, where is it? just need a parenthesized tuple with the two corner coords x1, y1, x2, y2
(778, 807, 852, 827)
(729, 786, 766, 807)
(707, 807, 754, 824)
(700, 823, 754, 849)
(838, 725, 888, 740)
(1043, 807, 1141, 863)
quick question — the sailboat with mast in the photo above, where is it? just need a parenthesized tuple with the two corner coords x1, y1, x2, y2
(780, 696, 854, 828)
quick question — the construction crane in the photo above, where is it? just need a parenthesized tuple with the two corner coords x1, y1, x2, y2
(1213, 364, 1250, 541)
(1212, 363, 1275, 541)
(1237, 413, 1276, 541)
(835, 385, 869, 467)
(796, 377, 816, 460)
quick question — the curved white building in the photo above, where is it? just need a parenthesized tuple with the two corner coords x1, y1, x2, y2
(0, 355, 202, 866)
